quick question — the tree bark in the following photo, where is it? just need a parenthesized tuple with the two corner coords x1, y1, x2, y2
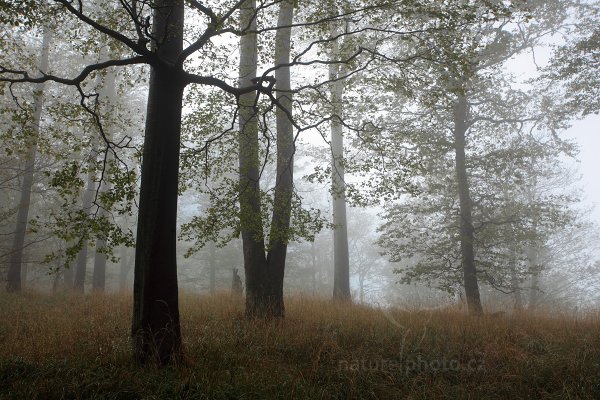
(63, 260, 74, 289)
(92, 66, 117, 293)
(239, 0, 295, 318)
(131, 0, 184, 366)
(329, 23, 351, 302)
(311, 241, 317, 295)
(118, 246, 132, 291)
(208, 241, 216, 294)
(238, 0, 270, 317)
(527, 247, 540, 311)
(73, 159, 96, 293)
(92, 238, 107, 291)
(264, 0, 294, 317)
(359, 275, 365, 303)
(509, 250, 523, 311)
(6, 27, 51, 293)
(453, 93, 483, 316)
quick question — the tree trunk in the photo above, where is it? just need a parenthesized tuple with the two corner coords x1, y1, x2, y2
(509, 250, 522, 311)
(329, 23, 351, 302)
(239, 0, 295, 318)
(527, 247, 540, 311)
(264, 0, 295, 317)
(6, 28, 51, 293)
(118, 246, 132, 291)
(131, 0, 184, 366)
(359, 275, 365, 303)
(63, 261, 74, 290)
(453, 94, 483, 316)
(238, 0, 270, 317)
(208, 241, 216, 294)
(92, 239, 107, 292)
(93, 66, 117, 293)
(73, 161, 96, 293)
(52, 270, 61, 293)
(311, 241, 317, 295)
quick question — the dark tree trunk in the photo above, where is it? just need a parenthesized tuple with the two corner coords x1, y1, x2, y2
(453, 94, 483, 316)
(265, 0, 295, 317)
(131, 0, 184, 366)
(6, 28, 51, 293)
(238, 0, 270, 317)
(239, 0, 295, 318)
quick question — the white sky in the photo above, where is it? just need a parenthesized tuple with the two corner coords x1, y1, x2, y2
(507, 34, 600, 227)
(564, 114, 600, 225)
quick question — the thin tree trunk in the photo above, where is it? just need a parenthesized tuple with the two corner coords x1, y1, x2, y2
(21, 262, 28, 288)
(92, 67, 117, 293)
(359, 275, 365, 303)
(208, 241, 216, 294)
(52, 270, 61, 293)
(527, 247, 540, 311)
(73, 161, 96, 293)
(92, 238, 107, 291)
(453, 93, 483, 316)
(118, 246, 132, 291)
(63, 261, 74, 289)
(131, 0, 184, 366)
(6, 28, 51, 293)
(528, 271, 540, 310)
(311, 241, 317, 295)
(509, 249, 522, 311)
(523, 183, 541, 312)
(329, 22, 351, 302)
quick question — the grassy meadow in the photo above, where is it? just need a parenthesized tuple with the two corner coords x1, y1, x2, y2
(0, 291, 599, 399)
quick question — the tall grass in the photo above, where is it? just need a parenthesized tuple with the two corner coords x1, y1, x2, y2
(1, 291, 599, 399)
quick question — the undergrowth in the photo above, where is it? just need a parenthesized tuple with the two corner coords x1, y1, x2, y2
(0, 291, 598, 399)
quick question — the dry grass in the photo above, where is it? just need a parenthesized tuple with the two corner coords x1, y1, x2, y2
(1, 291, 599, 399)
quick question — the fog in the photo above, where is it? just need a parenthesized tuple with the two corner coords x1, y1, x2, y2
(566, 115, 600, 224)
(1, 1, 599, 396)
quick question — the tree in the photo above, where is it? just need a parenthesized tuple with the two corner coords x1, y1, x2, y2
(452, 89, 483, 314)
(6, 26, 52, 292)
(0, 0, 303, 363)
(4, 0, 553, 361)
(267, 0, 295, 314)
(238, 0, 265, 315)
(130, 0, 185, 365)
(541, 3, 599, 118)
(92, 66, 117, 293)
(238, 0, 295, 317)
(377, 115, 586, 311)
(73, 150, 96, 293)
(370, 0, 578, 315)
(329, 18, 351, 302)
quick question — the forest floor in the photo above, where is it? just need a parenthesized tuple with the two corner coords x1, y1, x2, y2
(0, 291, 599, 399)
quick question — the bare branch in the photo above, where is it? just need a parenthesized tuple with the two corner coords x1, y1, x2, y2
(0, 56, 147, 86)
(53, 0, 152, 56)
